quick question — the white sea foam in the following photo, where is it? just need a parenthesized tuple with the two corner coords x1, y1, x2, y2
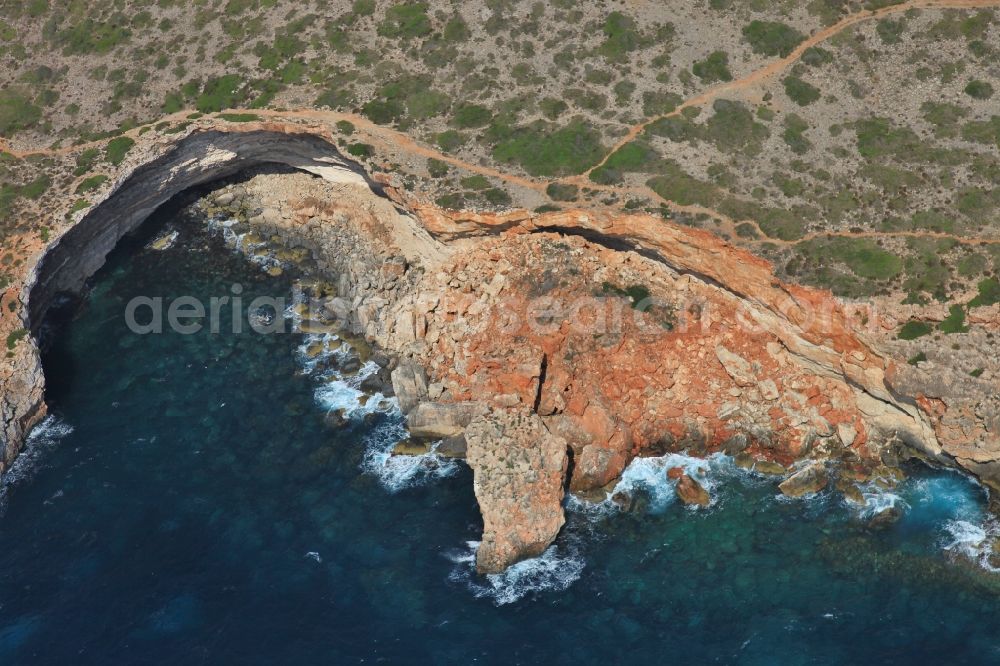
(0, 416, 74, 514)
(857, 486, 906, 519)
(943, 520, 989, 557)
(359, 419, 461, 493)
(446, 540, 585, 605)
(606, 452, 728, 512)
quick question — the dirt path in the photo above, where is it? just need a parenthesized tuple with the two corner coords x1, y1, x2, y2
(3, 0, 999, 251)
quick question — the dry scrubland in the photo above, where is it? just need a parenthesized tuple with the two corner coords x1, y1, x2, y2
(1, 0, 1000, 357)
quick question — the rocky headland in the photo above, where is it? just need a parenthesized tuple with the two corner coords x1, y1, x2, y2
(3, 119, 1000, 573)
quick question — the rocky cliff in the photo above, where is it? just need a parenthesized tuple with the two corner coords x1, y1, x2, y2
(2, 120, 996, 571)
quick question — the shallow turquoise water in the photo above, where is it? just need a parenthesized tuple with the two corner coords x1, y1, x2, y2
(3, 203, 1000, 664)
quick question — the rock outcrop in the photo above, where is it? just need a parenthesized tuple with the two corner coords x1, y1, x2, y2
(675, 473, 711, 507)
(465, 409, 569, 574)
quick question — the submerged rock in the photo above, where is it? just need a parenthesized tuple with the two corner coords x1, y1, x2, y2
(867, 505, 903, 529)
(778, 462, 828, 497)
(465, 409, 568, 574)
(675, 473, 711, 507)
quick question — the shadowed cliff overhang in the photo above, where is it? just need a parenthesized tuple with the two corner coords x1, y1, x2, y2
(24, 128, 371, 332)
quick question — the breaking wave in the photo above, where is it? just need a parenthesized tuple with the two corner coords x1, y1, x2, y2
(359, 420, 461, 492)
(446, 540, 585, 605)
(0, 416, 74, 514)
(603, 452, 732, 513)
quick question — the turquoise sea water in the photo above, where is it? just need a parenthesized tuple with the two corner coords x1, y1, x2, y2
(3, 202, 1000, 664)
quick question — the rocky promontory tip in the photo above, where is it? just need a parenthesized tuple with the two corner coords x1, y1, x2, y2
(465, 409, 568, 574)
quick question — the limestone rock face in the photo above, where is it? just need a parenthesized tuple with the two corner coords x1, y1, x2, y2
(405, 401, 485, 439)
(390, 362, 428, 415)
(465, 409, 568, 574)
(1, 339, 46, 473)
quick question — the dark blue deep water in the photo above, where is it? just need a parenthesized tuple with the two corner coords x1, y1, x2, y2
(3, 203, 1000, 664)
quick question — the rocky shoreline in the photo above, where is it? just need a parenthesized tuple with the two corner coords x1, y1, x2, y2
(3, 122, 1000, 574)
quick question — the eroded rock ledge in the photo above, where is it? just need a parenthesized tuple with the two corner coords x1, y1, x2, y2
(3, 121, 998, 572)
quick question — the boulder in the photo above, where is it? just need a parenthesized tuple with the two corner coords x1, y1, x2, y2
(465, 409, 569, 574)
(569, 443, 628, 491)
(390, 361, 428, 414)
(754, 460, 788, 476)
(675, 473, 711, 507)
(666, 466, 685, 480)
(778, 462, 828, 497)
(406, 401, 485, 439)
(391, 440, 432, 456)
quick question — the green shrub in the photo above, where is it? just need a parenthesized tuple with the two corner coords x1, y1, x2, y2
(704, 99, 769, 156)
(162, 91, 184, 114)
(599, 11, 643, 62)
(105, 136, 135, 165)
(435, 130, 465, 151)
(336, 120, 355, 135)
(427, 158, 449, 178)
(939, 304, 969, 334)
(492, 118, 605, 177)
(965, 79, 994, 100)
(378, 3, 431, 39)
(537, 98, 567, 121)
(196, 75, 246, 113)
(921, 101, 968, 137)
(443, 15, 470, 41)
(453, 104, 492, 128)
(217, 113, 260, 123)
(641, 91, 682, 117)
(407, 90, 450, 120)
(742, 21, 805, 57)
(20, 175, 49, 199)
(57, 19, 130, 55)
(961, 116, 1000, 146)
(957, 253, 988, 277)
(346, 143, 373, 158)
(692, 51, 732, 83)
(876, 19, 905, 44)
(800, 237, 903, 280)
(546, 182, 579, 201)
(76, 175, 109, 193)
(435, 193, 464, 209)
(801, 46, 832, 66)
(907, 351, 927, 365)
(969, 277, 1000, 307)
(482, 188, 511, 206)
(646, 162, 720, 207)
(783, 76, 820, 106)
(0, 88, 41, 135)
(6, 328, 27, 350)
(783, 114, 811, 154)
(460, 175, 490, 190)
(362, 99, 404, 124)
(898, 320, 932, 340)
